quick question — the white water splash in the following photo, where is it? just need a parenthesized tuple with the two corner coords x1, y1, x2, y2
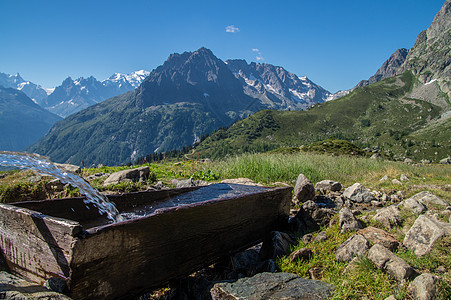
(0, 152, 123, 223)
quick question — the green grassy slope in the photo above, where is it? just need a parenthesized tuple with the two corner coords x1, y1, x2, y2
(195, 72, 450, 161)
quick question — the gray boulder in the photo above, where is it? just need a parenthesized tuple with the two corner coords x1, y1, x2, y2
(54, 162, 81, 174)
(408, 191, 449, 209)
(368, 244, 417, 282)
(439, 156, 451, 164)
(314, 231, 328, 243)
(103, 166, 150, 186)
(343, 183, 376, 203)
(335, 234, 369, 262)
(400, 174, 410, 181)
(289, 248, 313, 262)
(404, 215, 451, 256)
(210, 272, 334, 300)
(294, 174, 315, 202)
(314, 180, 342, 192)
(372, 206, 403, 229)
(399, 197, 427, 215)
(339, 207, 363, 233)
(259, 231, 295, 260)
(172, 177, 209, 188)
(358, 227, 399, 251)
(408, 273, 440, 300)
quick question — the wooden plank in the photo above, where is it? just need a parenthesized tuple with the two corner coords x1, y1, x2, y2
(0, 203, 81, 284)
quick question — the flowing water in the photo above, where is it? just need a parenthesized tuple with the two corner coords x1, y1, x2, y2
(0, 151, 123, 222)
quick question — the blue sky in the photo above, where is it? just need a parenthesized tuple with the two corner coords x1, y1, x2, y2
(0, 0, 445, 93)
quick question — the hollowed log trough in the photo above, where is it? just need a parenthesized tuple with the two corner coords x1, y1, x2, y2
(0, 183, 292, 299)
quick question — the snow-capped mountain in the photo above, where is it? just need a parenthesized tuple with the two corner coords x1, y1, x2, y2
(0, 72, 48, 104)
(225, 60, 335, 110)
(43, 70, 150, 117)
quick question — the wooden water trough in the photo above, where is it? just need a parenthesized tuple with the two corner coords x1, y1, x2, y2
(0, 183, 292, 299)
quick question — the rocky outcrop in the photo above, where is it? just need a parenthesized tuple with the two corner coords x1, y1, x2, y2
(335, 234, 369, 262)
(403, 215, 451, 256)
(368, 244, 417, 283)
(210, 272, 335, 300)
(294, 174, 315, 202)
(343, 183, 376, 203)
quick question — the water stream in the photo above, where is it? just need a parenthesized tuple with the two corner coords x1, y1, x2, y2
(0, 152, 123, 222)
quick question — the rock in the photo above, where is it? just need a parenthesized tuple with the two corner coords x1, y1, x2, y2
(229, 248, 260, 275)
(358, 227, 400, 251)
(339, 207, 363, 233)
(372, 206, 403, 229)
(289, 201, 335, 233)
(294, 174, 315, 202)
(436, 266, 446, 274)
(172, 177, 209, 188)
(421, 159, 432, 164)
(289, 248, 313, 262)
(335, 234, 369, 262)
(210, 272, 334, 300)
(404, 158, 414, 164)
(343, 183, 376, 203)
(44, 277, 68, 294)
(380, 175, 389, 182)
(439, 156, 451, 164)
(54, 162, 81, 174)
(408, 191, 449, 209)
(399, 197, 427, 215)
(403, 215, 451, 256)
(309, 266, 323, 280)
(45, 178, 65, 192)
(103, 166, 150, 186)
(0, 271, 71, 299)
(302, 233, 313, 244)
(368, 244, 417, 282)
(400, 174, 410, 181)
(392, 179, 403, 185)
(255, 259, 277, 274)
(385, 295, 397, 300)
(407, 273, 439, 300)
(259, 231, 295, 260)
(314, 231, 328, 243)
(371, 153, 383, 160)
(314, 180, 342, 192)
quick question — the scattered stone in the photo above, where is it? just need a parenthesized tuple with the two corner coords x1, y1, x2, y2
(385, 295, 397, 300)
(399, 197, 427, 215)
(103, 166, 150, 186)
(259, 231, 295, 260)
(358, 227, 399, 251)
(302, 233, 313, 244)
(372, 206, 403, 229)
(439, 156, 451, 164)
(335, 234, 369, 262)
(289, 248, 313, 262)
(407, 273, 439, 300)
(368, 244, 417, 282)
(294, 174, 315, 202)
(0, 271, 71, 299)
(229, 247, 260, 275)
(421, 159, 432, 164)
(210, 272, 334, 300)
(381, 193, 389, 202)
(403, 215, 451, 256)
(343, 183, 376, 203)
(380, 175, 389, 182)
(371, 153, 383, 160)
(314, 180, 342, 192)
(309, 266, 324, 280)
(392, 179, 403, 185)
(404, 158, 414, 164)
(400, 174, 410, 181)
(172, 178, 209, 188)
(339, 208, 363, 233)
(408, 191, 449, 209)
(436, 266, 446, 274)
(371, 200, 384, 207)
(390, 194, 402, 203)
(314, 231, 328, 243)
(289, 200, 335, 234)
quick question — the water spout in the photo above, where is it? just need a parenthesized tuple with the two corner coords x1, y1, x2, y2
(0, 152, 123, 222)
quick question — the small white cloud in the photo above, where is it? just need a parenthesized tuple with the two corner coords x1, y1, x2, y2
(252, 48, 264, 61)
(226, 25, 240, 33)
(252, 48, 260, 52)
(256, 55, 264, 61)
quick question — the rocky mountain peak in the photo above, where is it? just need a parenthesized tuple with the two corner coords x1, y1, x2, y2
(427, 0, 451, 42)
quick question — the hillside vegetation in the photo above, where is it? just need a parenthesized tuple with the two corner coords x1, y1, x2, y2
(194, 71, 450, 162)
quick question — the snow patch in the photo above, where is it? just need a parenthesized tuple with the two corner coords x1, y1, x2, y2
(425, 79, 437, 85)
